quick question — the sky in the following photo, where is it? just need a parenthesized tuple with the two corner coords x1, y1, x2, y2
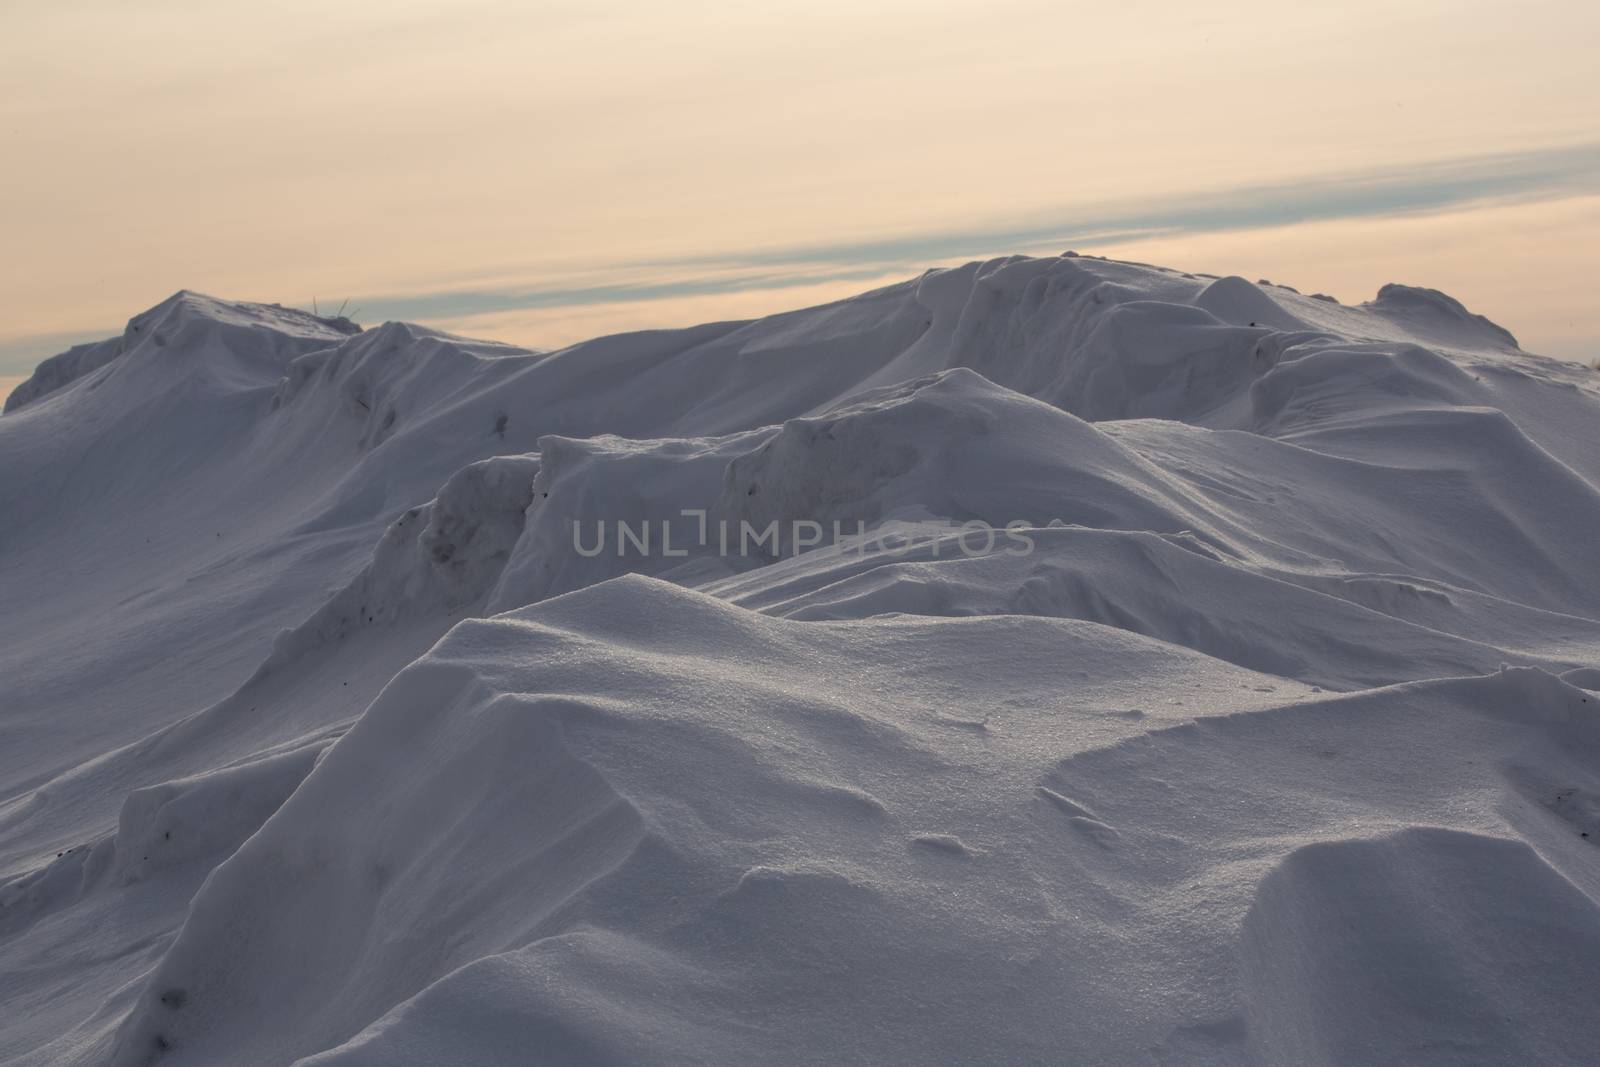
(3, 0, 1597, 401)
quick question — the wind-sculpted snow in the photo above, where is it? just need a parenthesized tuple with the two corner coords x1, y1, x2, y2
(104, 577, 1319, 1067)
(258, 452, 542, 673)
(2, 254, 1599, 1065)
(102, 590, 1600, 1067)
(707, 526, 1595, 690)
(485, 430, 770, 610)
(713, 368, 1206, 536)
(1240, 829, 1600, 1065)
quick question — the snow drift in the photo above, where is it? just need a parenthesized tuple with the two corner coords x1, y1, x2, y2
(2, 254, 1598, 1065)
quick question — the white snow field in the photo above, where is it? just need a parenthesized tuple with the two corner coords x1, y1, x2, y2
(2, 255, 1599, 1065)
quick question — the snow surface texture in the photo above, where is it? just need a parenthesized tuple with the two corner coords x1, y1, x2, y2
(2, 256, 1599, 1065)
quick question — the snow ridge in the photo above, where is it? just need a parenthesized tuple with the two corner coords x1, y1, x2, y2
(2, 255, 1599, 1067)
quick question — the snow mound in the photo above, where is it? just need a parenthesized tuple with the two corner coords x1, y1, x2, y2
(1192, 274, 1308, 332)
(1055, 298, 1281, 421)
(1369, 282, 1521, 352)
(1241, 829, 1600, 1065)
(844, 256, 1280, 423)
(715, 367, 1209, 540)
(1247, 339, 1478, 429)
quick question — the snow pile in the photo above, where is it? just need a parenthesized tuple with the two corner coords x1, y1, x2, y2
(3, 254, 1600, 1066)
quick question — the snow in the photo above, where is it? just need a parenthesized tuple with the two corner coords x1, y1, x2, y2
(2, 255, 1598, 1065)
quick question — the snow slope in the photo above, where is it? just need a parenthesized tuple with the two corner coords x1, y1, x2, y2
(2, 254, 1598, 1065)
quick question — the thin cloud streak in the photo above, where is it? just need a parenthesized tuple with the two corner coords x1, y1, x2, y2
(358, 141, 1600, 324)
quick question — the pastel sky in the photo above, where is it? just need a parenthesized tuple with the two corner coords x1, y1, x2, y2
(4, 0, 1597, 401)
